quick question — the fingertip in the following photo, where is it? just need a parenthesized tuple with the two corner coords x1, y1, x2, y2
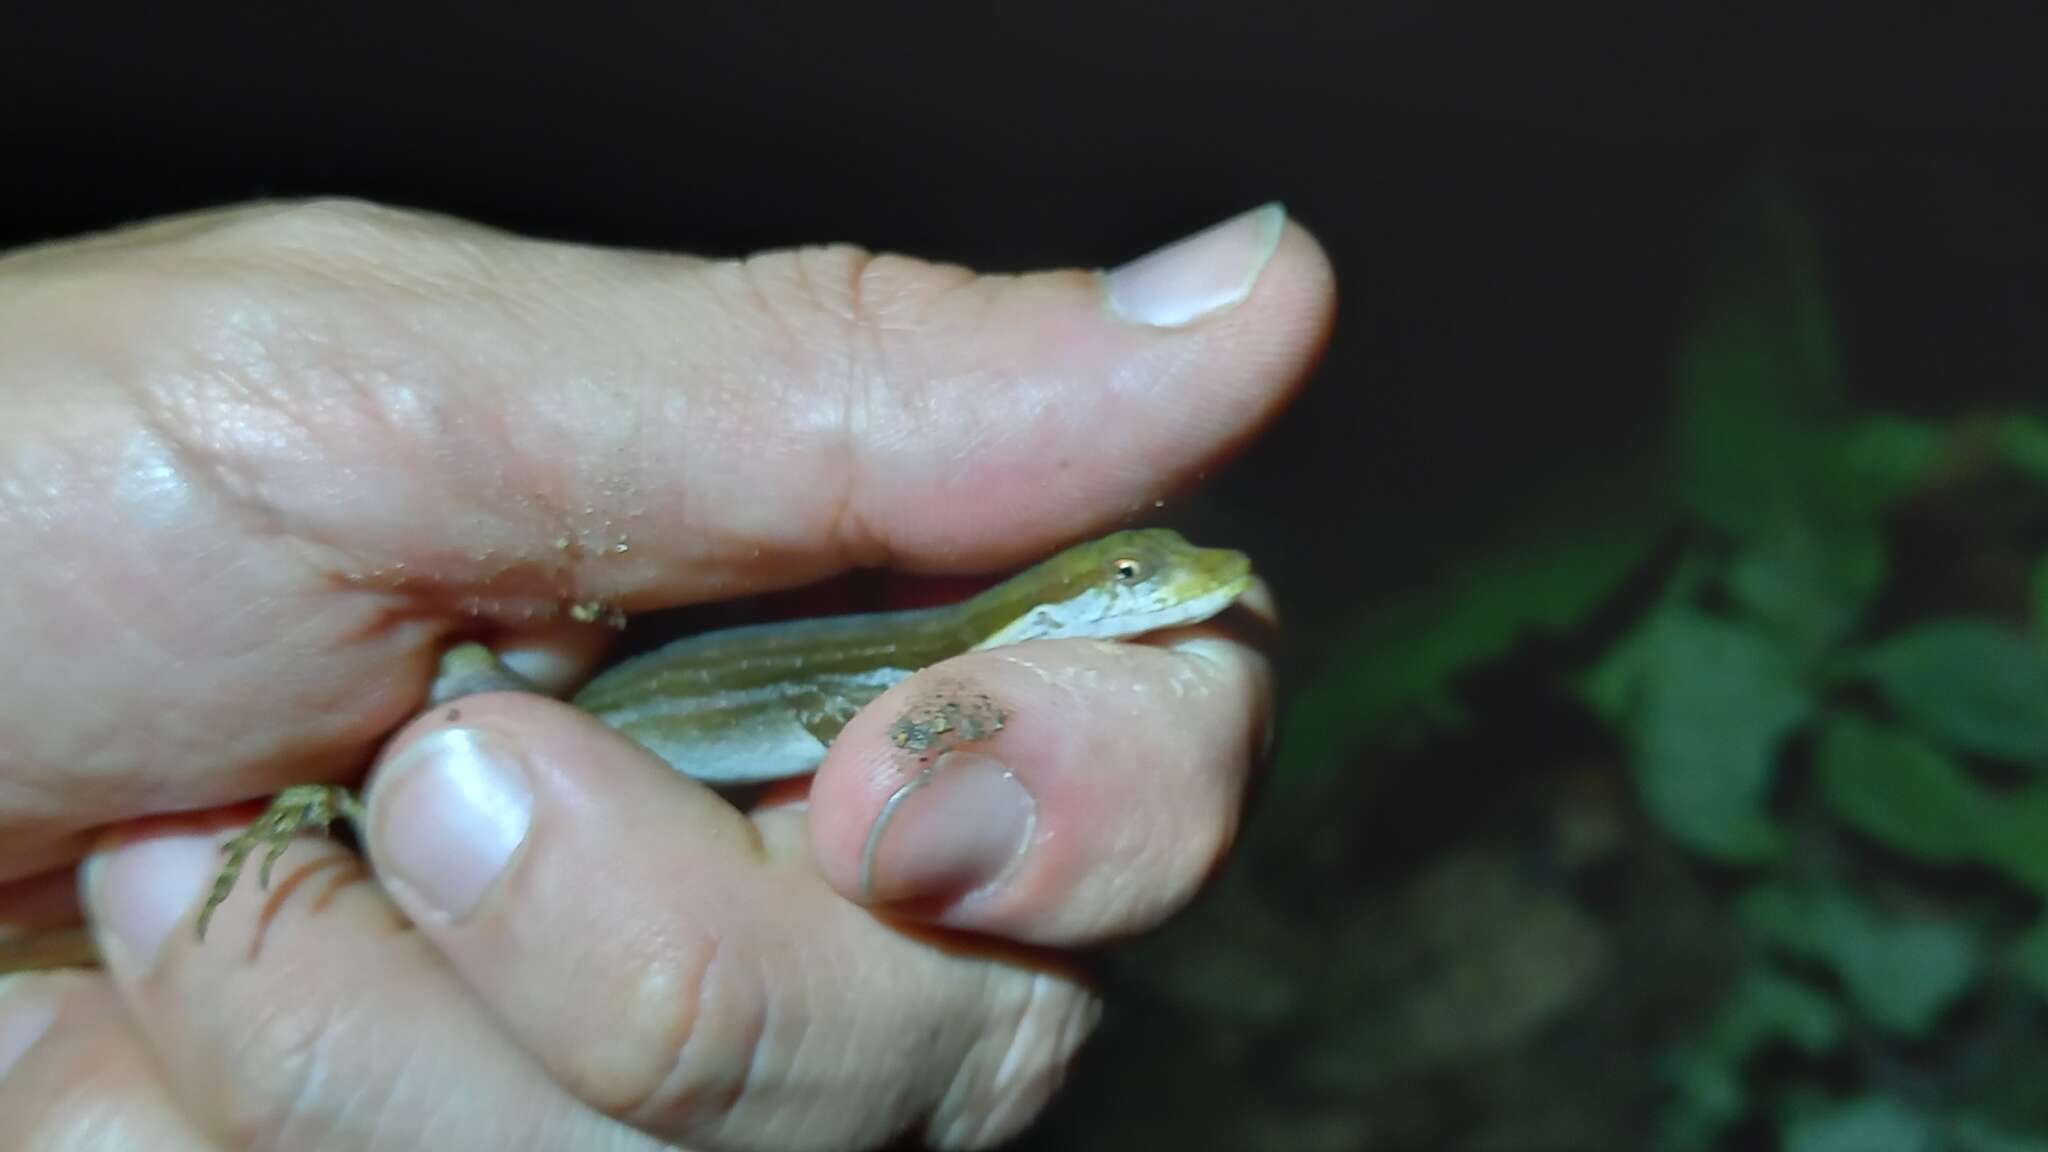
(82, 827, 228, 982)
(811, 637, 1265, 944)
(729, 203, 1337, 574)
(1101, 202, 1289, 329)
(491, 622, 618, 694)
(806, 674, 1022, 909)
(857, 751, 1038, 907)
(367, 725, 536, 927)
(1270, 208, 1340, 325)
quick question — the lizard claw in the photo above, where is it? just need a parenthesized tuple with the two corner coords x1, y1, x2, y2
(197, 785, 367, 941)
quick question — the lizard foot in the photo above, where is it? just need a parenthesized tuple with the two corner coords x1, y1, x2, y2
(197, 784, 367, 941)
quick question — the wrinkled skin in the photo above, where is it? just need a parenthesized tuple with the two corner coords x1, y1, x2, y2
(0, 199, 1334, 1151)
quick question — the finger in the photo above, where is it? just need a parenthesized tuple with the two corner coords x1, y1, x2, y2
(80, 820, 665, 1152)
(2, 196, 1331, 844)
(0, 970, 219, 1150)
(346, 693, 1099, 1150)
(72, 197, 1330, 590)
(804, 615, 1272, 945)
(489, 620, 622, 695)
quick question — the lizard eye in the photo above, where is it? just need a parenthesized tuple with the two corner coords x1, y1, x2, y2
(1112, 557, 1143, 582)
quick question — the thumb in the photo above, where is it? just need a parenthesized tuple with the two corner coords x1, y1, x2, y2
(0, 198, 1334, 871)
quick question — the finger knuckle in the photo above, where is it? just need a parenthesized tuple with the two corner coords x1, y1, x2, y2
(209, 993, 353, 1152)
(930, 972, 1101, 1149)
(190, 198, 521, 308)
(197, 197, 426, 260)
(725, 243, 971, 566)
(556, 932, 772, 1132)
(736, 241, 962, 336)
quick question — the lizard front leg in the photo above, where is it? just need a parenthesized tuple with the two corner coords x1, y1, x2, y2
(197, 784, 367, 940)
(196, 642, 539, 940)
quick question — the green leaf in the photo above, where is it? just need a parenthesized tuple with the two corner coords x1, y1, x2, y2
(1739, 885, 1980, 1036)
(1735, 968, 1846, 1055)
(1981, 787, 2048, 893)
(1276, 515, 1662, 783)
(1816, 714, 1987, 864)
(1726, 524, 1886, 657)
(1848, 619, 2048, 768)
(1782, 1096, 1937, 1152)
(1737, 887, 1827, 954)
(2012, 920, 2048, 1002)
(1833, 415, 1949, 515)
(1998, 413, 2048, 486)
(2032, 556, 2048, 646)
(1687, 965, 1844, 1059)
(1660, 966, 1844, 1150)
(1813, 713, 2048, 893)
(1947, 1115, 2048, 1152)
(1581, 556, 1712, 724)
(1609, 611, 1810, 861)
(1718, 416, 1944, 654)
(1837, 921, 1979, 1037)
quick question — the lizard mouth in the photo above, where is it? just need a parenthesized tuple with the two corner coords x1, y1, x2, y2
(1121, 573, 1254, 638)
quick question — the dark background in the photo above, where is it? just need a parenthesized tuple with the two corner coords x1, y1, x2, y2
(8, 4, 2048, 1149)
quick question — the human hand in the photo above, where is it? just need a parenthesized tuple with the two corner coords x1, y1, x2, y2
(0, 198, 1333, 1150)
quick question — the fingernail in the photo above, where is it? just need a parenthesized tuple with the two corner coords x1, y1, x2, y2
(861, 752, 1037, 904)
(374, 728, 533, 923)
(0, 977, 60, 1081)
(1103, 202, 1286, 328)
(85, 833, 220, 976)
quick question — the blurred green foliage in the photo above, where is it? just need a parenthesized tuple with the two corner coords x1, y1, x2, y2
(1555, 190, 2045, 1146)
(2034, 557, 2048, 643)
(1588, 601, 1811, 861)
(1273, 517, 1661, 776)
(1247, 175, 2048, 1150)
(1846, 620, 2048, 767)
(1736, 883, 1979, 1036)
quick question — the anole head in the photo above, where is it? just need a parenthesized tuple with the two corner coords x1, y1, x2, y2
(972, 528, 1255, 648)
